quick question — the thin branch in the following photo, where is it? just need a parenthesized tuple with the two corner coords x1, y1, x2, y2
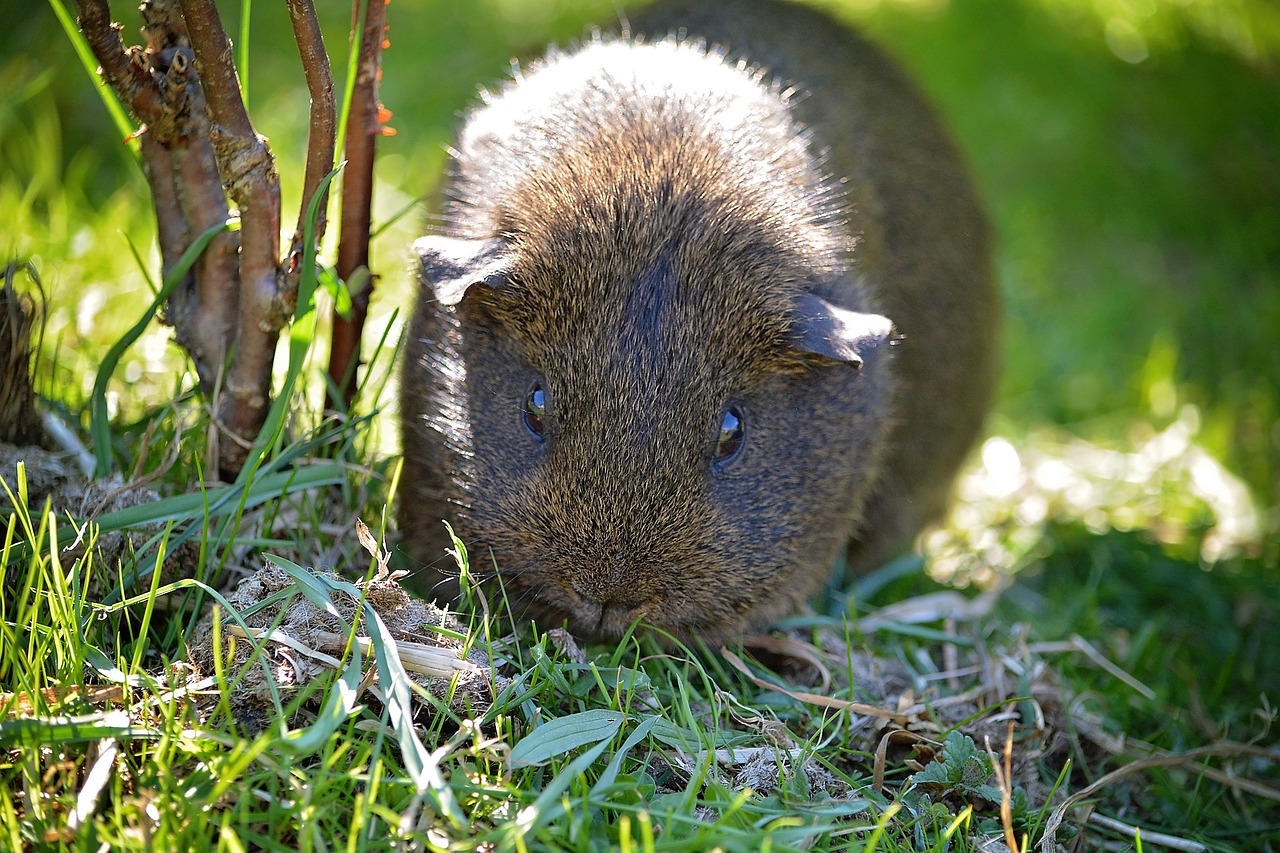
(138, 131, 186, 277)
(166, 65, 240, 386)
(177, 0, 284, 477)
(286, 0, 337, 260)
(175, 0, 255, 139)
(280, 0, 338, 403)
(141, 0, 241, 391)
(329, 0, 389, 409)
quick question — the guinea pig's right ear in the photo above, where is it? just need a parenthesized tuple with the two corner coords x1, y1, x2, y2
(790, 293, 894, 370)
(414, 236, 513, 306)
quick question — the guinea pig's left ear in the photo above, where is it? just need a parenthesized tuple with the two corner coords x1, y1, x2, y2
(414, 235, 513, 306)
(790, 293, 895, 369)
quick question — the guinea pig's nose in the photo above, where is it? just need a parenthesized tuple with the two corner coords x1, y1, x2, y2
(570, 562, 649, 612)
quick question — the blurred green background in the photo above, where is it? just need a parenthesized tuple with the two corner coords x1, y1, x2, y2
(4, 0, 1277, 507)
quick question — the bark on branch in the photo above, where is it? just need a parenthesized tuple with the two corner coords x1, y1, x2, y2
(329, 0, 390, 409)
(177, 0, 283, 475)
(76, 0, 344, 480)
(286, 0, 337, 261)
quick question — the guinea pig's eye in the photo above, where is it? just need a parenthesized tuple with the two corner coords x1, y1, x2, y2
(523, 382, 549, 439)
(716, 405, 745, 464)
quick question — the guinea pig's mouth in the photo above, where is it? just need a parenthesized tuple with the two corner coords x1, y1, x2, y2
(569, 596, 653, 642)
(510, 573, 751, 645)
(526, 584, 665, 642)
(543, 589, 734, 646)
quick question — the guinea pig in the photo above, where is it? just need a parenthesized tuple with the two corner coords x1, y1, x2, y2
(398, 0, 997, 642)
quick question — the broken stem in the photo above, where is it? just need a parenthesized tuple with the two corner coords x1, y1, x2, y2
(224, 624, 480, 678)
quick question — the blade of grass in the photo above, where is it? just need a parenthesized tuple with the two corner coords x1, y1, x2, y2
(333, 0, 370, 167)
(102, 577, 289, 718)
(90, 217, 239, 478)
(370, 193, 427, 239)
(0, 711, 160, 747)
(238, 0, 252, 107)
(122, 231, 159, 298)
(92, 461, 346, 607)
(127, 523, 172, 674)
(296, 165, 343, 315)
(94, 464, 345, 530)
(264, 552, 355, 628)
(279, 630, 364, 755)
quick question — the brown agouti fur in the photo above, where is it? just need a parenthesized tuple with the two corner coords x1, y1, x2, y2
(399, 0, 997, 642)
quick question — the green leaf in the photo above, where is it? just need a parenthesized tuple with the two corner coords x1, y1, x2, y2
(263, 553, 351, 628)
(279, 625, 364, 756)
(509, 708, 625, 768)
(0, 711, 159, 747)
(591, 715, 657, 796)
(528, 642, 574, 695)
(648, 717, 702, 751)
(512, 734, 615, 841)
(82, 643, 149, 689)
(294, 165, 344, 320)
(911, 731, 999, 803)
(318, 265, 354, 318)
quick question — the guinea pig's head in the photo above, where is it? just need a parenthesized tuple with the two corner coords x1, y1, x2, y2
(409, 223, 896, 643)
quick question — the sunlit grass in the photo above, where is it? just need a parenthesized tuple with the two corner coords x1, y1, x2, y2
(849, 0, 1280, 514)
(928, 406, 1264, 589)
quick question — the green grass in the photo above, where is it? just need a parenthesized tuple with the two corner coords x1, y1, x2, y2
(3, 0, 1279, 849)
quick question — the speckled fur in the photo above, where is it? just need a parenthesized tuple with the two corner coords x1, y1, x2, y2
(399, 0, 996, 642)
